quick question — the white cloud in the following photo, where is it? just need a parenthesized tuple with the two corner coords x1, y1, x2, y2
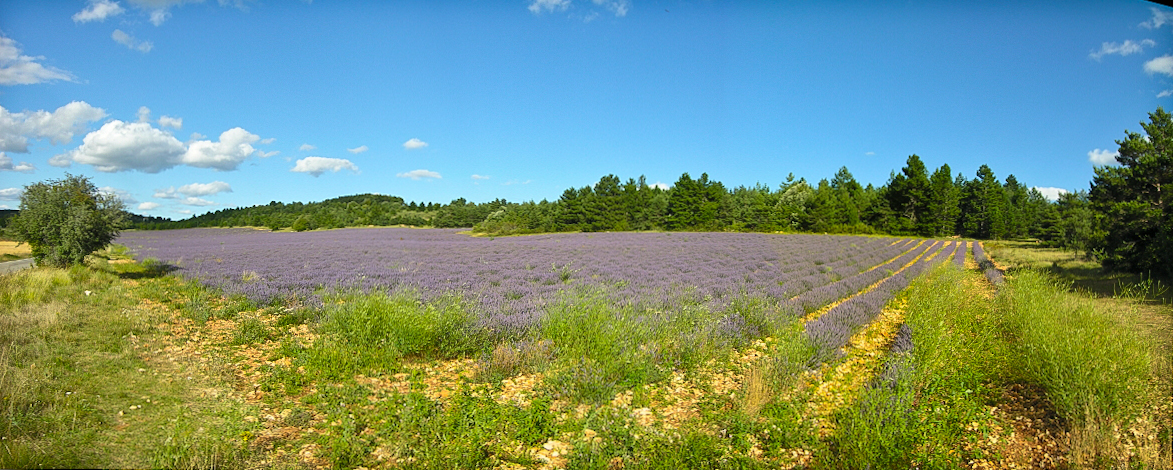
(503, 179, 532, 186)
(158, 115, 182, 129)
(592, 0, 629, 17)
(865, 151, 875, 156)
(149, 9, 170, 25)
(73, 0, 126, 23)
(1141, 7, 1173, 29)
(529, 0, 570, 14)
(471, 174, 490, 180)
(182, 127, 261, 171)
(1089, 39, 1155, 60)
(177, 181, 231, 197)
(1032, 187, 1069, 202)
(0, 188, 22, 200)
(0, 102, 108, 154)
(0, 33, 76, 85)
(180, 197, 215, 206)
(650, 182, 669, 190)
(188, 132, 206, 141)
(55, 120, 186, 173)
(260, 137, 275, 144)
(299, 143, 316, 151)
(257, 150, 279, 158)
(0, 153, 35, 173)
(397, 169, 441, 180)
(1159, 89, 1173, 98)
(173, 209, 192, 214)
(403, 138, 428, 150)
(1088, 148, 1120, 166)
(137, 202, 160, 210)
(113, 30, 153, 53)
(1144, 55, 1173, 76)
(98, 186, 137, 204)
(137, 106, 152, 123)
(291, 156, 358, 176)
(347, 145, 369, 154)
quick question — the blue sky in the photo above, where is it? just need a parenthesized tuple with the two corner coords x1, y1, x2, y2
(1, 0, 1171, 218)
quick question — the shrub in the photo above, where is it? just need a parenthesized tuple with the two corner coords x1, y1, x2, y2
(6, 174, 125, 267)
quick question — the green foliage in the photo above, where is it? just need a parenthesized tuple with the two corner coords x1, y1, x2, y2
(959, 164, 1008, 239)
(318, 291, 486, 362)
(1089, 107, 1173, 276)
(830, 265, 1005, 468)
(7, 174, 126, 267)
(998, 270, 1154, 427)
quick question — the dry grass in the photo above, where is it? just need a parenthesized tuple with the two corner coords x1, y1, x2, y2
(0, 241, 32, 258)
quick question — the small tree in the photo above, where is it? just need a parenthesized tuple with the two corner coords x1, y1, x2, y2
(7, 174, 126, 267)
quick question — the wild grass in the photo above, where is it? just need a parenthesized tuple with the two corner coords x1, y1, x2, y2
(0, 260, 264, 469)
(999, 270, 1166, 467)
(829, 264, 1005, 468)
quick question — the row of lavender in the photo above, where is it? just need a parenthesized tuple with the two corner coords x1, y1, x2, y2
(804, 240, 965, 363)
(118, 228, 922, 320)
(970, 241, 1004, 284)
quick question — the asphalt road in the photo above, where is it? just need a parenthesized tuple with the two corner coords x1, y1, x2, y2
(0, 258, 34, 274)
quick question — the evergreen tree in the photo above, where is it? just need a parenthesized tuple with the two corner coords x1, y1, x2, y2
(959, 165, 1006, 239)
(1089, 107, 1173, 275)
(925, 164, 960, 237)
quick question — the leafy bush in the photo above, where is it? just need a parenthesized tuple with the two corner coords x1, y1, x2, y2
(7, 174, 125, 267)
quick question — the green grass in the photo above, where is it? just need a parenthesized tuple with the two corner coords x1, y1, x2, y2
(829, 264, 1006, 468)
(0, 261, 265, 468)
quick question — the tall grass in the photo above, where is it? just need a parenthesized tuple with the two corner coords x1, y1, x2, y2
(999, 270, 1165, 466)
(830, 264, 1005, 468)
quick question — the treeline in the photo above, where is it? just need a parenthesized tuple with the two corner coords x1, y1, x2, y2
(475, 156, 1058, 242)
(131, 194, 507, 231)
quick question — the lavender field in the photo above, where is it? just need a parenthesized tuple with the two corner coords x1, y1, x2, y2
(118, 228, 960, 359)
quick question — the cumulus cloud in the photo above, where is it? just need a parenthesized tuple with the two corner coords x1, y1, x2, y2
(1089, 39, 1155, 60)
(137, 201, 160, 210)
(403, 138, 428, 150)
(73, 0, 126, 23)
(54, 120, 186, 172)
(347, 145, 369, 154)
(0, 153, 35, 173)
(0, 33, 77, 85)
(0, 188, 21, 200)
(1144, 55, 1173, 76)
(1159, 89, 1173, 98)
(471, 174, 490, 180)
(291, 156, 358, 176)
(182, 127, 261, 171)
(1088, 148, 1120, 166)
(397, 169, 441, 180)
(650, 182, 669, 190)
(299, 143, 316, 151)
(0, 102, 109, 153)
(180, 197, 215, 206)
(1141, 7, 1173, 29)
(1032, 187, 1069, 202)
(528, 0, 570, 14)
(158, 115, 182, 129)
(99, 186, 137, 204)
(113, 29, 153, 53)
(178, 181, 232, 197)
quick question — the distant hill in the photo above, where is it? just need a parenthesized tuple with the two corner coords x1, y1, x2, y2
(131, 193, 507, 231)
